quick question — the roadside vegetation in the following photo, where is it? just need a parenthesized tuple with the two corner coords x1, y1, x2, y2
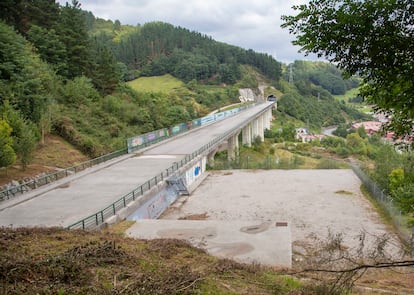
(0, 223, 327, 295)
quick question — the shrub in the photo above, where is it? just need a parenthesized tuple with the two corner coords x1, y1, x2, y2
(316, 158, 341, 169)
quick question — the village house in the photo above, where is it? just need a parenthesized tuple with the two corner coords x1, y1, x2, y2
(350, 121, 382, 135)
(295, 127, 324, 143)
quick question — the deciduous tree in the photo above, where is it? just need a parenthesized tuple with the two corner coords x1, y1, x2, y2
(282, 0, 414, 137)
(0, 119, 16, 170)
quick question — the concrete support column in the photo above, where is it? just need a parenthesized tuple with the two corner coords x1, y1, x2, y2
(242, 124, 252, 147)
(265, 109, 272, 130)
(207, 150, 216, 166)
(258, 115, 264, 141)
(227, 132, 239, 161)
(252, 118, 259, 141)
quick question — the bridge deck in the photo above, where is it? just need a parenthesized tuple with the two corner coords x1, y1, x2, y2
(0, 102, 273, 228)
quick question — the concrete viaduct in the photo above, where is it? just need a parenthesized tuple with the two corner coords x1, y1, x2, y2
(0, 101, 276, 230)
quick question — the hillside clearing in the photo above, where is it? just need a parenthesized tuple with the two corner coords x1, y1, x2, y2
(127, 74, 184, 93)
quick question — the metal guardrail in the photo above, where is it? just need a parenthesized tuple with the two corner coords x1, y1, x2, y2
(68, 102, 274, 230)
(0, 103, 259, 202)
(126, 102, 256, 154)
(0, 149, 128, 202)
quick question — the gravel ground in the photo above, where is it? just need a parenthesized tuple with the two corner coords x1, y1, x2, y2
(162, 169, 400, 255)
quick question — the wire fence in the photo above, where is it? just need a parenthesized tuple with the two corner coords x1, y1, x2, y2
(351, 164, 414, 246)
(0, 149, 127, 202)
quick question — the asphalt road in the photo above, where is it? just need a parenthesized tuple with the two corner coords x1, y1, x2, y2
(0, 102, 274, 228)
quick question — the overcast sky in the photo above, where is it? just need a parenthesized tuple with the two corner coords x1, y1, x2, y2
(58, 0, 318, 64)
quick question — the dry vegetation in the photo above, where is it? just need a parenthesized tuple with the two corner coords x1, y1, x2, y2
(0, 135, 89, 187)
(0, 223, 308, 295)
(1, 222, 413, 294)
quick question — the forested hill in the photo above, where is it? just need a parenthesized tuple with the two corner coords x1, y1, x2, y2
(86, 17, 282, 84)
(0, 0, 364, 174)
(0, 0, 282, 167)
(277, 60, 366, 128)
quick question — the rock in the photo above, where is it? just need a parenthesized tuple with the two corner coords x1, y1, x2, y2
(238, 88, 256, 102)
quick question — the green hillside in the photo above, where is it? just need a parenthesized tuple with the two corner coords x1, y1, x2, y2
(0, 0, 365, 172)
(127, 75, 184, 93)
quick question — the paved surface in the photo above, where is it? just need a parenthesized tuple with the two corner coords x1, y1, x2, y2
(155, 169, 400, 261)
(126, 219, 292, 267)
(0, 102, 273, 227)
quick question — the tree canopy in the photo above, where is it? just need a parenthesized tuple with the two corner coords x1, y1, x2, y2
(281, 0, 414, 138)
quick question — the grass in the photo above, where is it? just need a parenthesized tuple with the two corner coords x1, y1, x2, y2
(196, 84, 228, 94)
(211, 140, 349, 170)
(333, 87, 360, 102)
(127, 74, 184, 93)
(360, 185, 394, 230)
(2, 224, 412, 294)
(0, 225, 307, 294)
(0, 134, 89, 187)
(271, 112, 304, 131)
(333, 87, 375, 114)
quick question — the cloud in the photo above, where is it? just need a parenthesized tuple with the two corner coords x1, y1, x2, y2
(57, 0, 318, 63)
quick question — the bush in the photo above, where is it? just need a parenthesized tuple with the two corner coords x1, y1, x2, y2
(335, 146, 350, 158)
(59, 76, 100, 105)
(316, 158, 341, 169)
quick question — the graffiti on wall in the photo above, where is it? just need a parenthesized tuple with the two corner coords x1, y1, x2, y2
(185, 157, 206, 187)
(127, 186, 178, 220)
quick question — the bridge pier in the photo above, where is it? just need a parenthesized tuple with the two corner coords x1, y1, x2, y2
(242, 124, 252, 147)
(227, 131, 240, 161)
(265, 108, 272, 130)
(251, 117, 264, 141)
(207, 149, 217, 166)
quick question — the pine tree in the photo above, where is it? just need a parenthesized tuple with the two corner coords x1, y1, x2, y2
(56, 0, 92, 79)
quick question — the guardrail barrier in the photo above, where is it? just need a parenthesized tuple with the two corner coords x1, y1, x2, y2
(68, 102, 273, 230)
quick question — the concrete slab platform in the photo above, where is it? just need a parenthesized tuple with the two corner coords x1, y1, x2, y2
(126, 219, 292, 267)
